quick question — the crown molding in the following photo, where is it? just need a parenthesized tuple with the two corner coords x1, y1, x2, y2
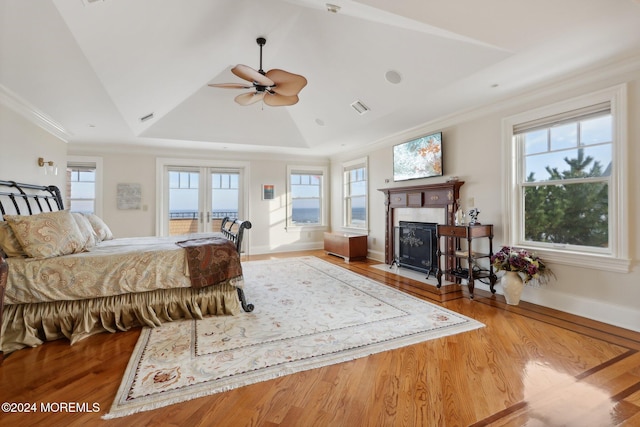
(0, 84, 71, 143)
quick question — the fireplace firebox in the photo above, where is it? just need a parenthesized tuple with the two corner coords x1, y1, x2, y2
(394, 221, 438, 277)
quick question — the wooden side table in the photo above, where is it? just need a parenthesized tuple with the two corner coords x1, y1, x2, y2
(436, 224, 497, 299)
(324, 232, 368, 262)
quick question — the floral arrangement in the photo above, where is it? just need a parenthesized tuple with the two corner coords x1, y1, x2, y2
(490, 246, 553, 284)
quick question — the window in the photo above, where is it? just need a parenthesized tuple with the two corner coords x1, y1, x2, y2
(503, 85, 629, 272)
(287, 165, 328, 228)
(343, 157, 368, 230)
(66, 157, 102, 216)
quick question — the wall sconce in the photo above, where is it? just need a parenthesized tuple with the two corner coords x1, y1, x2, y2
(38, 157, 58, 176)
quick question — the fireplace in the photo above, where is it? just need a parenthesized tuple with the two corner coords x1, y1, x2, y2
(379, 181, 464, 279)
(395, 221, 438, 277)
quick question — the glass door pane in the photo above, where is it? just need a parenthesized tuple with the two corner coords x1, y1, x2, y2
(209, 171, 240, 232)
(168, 168, 201, 236)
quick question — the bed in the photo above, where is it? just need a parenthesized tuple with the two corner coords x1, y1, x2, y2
(0, 180, 253, 356)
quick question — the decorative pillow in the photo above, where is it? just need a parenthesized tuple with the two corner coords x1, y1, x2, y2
(0, 221, 26, 257)
(71, 212, 97, 250)
(3, 210, 86, 259)
(83, 213, 114, 241)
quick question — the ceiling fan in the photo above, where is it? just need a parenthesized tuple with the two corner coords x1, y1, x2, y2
(209, 37, 307, 107)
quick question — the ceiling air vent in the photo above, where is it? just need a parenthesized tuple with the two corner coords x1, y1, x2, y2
(139, 112, 154, 122)
(351, 100, 370, 115)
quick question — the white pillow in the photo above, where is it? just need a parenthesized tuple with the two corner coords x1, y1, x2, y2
(72, 212, 98, 250)
(83, 213, 114, 241)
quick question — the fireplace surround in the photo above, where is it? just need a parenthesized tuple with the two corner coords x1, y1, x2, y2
(379, 181, 464, 266)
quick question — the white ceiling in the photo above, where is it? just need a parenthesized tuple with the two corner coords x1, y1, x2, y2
(1, 0, 640, 157)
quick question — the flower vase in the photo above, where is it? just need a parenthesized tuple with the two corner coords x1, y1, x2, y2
(501, 271, 524, 305)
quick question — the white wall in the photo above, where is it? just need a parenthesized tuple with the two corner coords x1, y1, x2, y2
(331, 59, 640, 332)
(0, 104, 67, 191)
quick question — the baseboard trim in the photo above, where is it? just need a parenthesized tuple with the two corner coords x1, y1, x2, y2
(473, 282, 640, 333)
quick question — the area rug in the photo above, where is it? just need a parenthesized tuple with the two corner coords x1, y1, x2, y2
(104, 256, 484, 419)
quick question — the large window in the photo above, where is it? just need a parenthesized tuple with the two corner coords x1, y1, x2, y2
(343, 157, 367, 230)
(287, 166, 328, 228)
(66, 156, 102, 216)
(503, 85, 629, 272)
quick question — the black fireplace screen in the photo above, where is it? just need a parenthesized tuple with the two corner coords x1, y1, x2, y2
(394, 221, 438, 277)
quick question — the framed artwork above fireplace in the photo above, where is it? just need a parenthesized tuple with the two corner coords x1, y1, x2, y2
(393, 131, 443, 181)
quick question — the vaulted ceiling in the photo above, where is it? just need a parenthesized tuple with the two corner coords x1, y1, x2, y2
(2, 0, 640, 156)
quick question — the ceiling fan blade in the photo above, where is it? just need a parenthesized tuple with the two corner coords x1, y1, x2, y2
(265, 69, 307, 96)
(264, 92, 299, 107)
(234, 91, 265, 106)
(232, 64, 274, 87)
(208, 83, 252, 89)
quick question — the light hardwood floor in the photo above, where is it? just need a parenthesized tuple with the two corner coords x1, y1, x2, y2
(1, 250, 639, 426)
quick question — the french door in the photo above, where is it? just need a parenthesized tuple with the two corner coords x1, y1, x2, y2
(160, 165, 244, 236)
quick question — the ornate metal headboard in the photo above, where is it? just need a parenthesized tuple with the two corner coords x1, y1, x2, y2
(0, 180, 64, 218)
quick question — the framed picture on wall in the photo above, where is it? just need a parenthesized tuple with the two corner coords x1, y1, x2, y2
(393, 131, 443, 181)
(262, 184, 275, 200)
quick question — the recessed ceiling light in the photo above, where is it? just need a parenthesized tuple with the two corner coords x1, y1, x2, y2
(385, 70, 402, 84)
(326, 3, 341, 13)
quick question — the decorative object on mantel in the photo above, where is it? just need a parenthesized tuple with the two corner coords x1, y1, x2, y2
(468, 207, 480, 225)
(455, 198, 465, 225)
(490, 246, 554, 305)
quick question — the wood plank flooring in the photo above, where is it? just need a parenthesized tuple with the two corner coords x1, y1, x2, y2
(1, 251, 639, 426)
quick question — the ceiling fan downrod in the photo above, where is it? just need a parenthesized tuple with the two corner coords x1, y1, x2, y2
(256, 37, 267, 75)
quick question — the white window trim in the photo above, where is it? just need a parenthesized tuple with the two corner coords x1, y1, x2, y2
(501, 84, 630, 273)
(67, 155, 103, 217)
(342, 156, 368, 232)
(286, 164, 328, 231)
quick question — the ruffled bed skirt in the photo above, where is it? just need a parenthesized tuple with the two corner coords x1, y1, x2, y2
(1, 282, 241, 355)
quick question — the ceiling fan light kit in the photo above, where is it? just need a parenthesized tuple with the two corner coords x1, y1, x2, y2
(209, 37, 307, 107)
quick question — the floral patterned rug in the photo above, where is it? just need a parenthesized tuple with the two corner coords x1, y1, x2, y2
(104, 256, 484, 419)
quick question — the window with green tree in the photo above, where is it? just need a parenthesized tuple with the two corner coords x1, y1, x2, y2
(503, 85, 629, 272)
(518, 110, 611, 249)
